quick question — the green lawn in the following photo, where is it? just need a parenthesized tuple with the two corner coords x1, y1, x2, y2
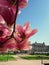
(0, 55, 15, 61)
(20, 55, 49, 60)
(0, 54, 49, 61)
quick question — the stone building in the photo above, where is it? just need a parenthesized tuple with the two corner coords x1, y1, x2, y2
(29, 42, 49, 54)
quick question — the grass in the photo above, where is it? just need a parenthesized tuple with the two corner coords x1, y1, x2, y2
(0, 54, 49, 61)
(0, 54, 15, 62)
(20, 55, 49, 60)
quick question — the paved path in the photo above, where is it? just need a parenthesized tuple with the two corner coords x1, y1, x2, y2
(0, 60, 43, 65)
(0, 55, 49, 65)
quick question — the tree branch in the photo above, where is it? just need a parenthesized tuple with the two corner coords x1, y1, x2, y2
(11, 0, 19, 36)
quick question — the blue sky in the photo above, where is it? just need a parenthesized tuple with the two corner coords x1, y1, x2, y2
(16, 0, 49, 45)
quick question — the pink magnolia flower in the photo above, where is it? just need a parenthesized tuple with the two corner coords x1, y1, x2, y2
(15, 22, 38, 41)
(4, 22, 37, 51)
(0, 23, 11, 51)
(14, 22, 38, 50)
(0, 0, 28, 26)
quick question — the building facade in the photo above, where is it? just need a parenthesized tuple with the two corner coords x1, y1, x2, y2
(29, 42, 49, 54)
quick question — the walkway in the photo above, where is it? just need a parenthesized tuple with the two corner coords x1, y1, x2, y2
(0, 55, 49, 65)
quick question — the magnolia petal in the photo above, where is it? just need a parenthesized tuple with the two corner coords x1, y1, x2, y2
(14, 34, 22, 42)
(19, 0, 28, 8)
(0, 0, 9, 6)
(0, 15, 6, 24)
(6, 38, 16, 49)
(23, 41, 32, 50)
(15, 39, 27, 50)
(18, 39, 27, 50)
(16, 24, 23, 35)
(23, 22, 30, 32)
(0, 5, 15, 26)
(0, 24, 11, 37)
(26, 29, 38, 38)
